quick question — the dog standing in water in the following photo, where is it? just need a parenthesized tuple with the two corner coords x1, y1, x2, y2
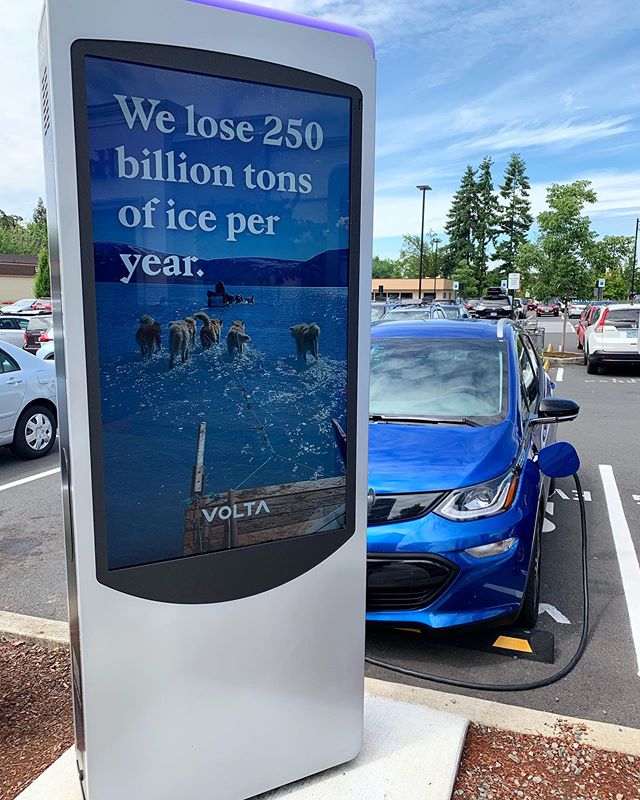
(168, 320, 192, 368)
(227, 320, 251, 356)
(194, 312, 223, 348)
(135, 315, 161, 359)
(184, 316, 197, 344)
(290, 323, 320, 362)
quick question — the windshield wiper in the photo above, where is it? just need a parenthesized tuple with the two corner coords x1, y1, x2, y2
(369, 414, 482, 427)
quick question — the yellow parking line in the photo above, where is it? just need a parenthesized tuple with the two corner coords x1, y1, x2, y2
(493, 635, 533, 654)
(543, 359, 550, 370)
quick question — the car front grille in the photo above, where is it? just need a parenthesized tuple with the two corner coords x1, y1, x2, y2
(366, 555, 457, 612)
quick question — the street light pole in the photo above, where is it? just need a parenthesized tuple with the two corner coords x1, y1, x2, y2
(631, 217, 639, 300)
(416, 184, 432, 301)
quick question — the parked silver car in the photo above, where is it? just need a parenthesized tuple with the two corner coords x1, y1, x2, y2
(0, 315, 30, 348)
(0, 341, 57, 459)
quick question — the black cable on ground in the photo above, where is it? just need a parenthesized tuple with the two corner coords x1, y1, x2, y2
(365, 472, 589, 692)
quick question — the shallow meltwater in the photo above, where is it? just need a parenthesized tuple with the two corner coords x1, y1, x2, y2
(95, 284, 348, 567)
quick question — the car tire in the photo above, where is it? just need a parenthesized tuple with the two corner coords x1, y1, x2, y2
(517, 520, 541, 629)
(11, 405, 57, 460)
(586, 354, 599, 375)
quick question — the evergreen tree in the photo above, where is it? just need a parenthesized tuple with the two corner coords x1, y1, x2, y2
(32, 198, 47, 226)
(445, 166, 477, 277)
(34, 249, 51, 298)
(451, 260, 479, 298)
(495, 153, 533, 277)
(473, 156, 500, 292)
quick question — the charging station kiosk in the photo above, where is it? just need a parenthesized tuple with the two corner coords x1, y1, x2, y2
(38, 1, 375, 797)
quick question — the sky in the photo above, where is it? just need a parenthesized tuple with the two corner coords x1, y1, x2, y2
(1, 0, 638, 259)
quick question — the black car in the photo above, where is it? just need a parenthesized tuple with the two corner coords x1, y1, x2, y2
(435, 302, 470, 319)
(23, 315, 52, 354)
(473, 289, 514, 320)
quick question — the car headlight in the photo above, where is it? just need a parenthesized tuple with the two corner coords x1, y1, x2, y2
(434, 469, 520, 522)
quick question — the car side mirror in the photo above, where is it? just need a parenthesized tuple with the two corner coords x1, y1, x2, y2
(530, 397, 580, 425)
(537, 441, 580, 478)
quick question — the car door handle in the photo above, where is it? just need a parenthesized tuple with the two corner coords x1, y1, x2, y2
(5, 376, 23, 384)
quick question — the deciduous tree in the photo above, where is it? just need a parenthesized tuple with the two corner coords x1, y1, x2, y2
(534, 180, 598, 351)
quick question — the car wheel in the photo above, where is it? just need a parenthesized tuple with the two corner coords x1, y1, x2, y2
(11, 405, 56, 459)
(517, 521, 541, 629)
(586, 354, 599, 375)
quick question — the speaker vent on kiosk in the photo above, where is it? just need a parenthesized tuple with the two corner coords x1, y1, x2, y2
(41, 66, 51, 136)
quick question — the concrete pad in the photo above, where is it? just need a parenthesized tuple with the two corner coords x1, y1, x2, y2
(16, 693, 468, 800)
(257, 695, 467, 799)
(17, 749, 78, 800)
(366, 678, 640, 757)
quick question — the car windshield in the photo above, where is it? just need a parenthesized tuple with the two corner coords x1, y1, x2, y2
(369, 337, 508, 424)
(371, 305, 386, 321)
(440, 306, 460, 319)
(383, 308, 431, 321)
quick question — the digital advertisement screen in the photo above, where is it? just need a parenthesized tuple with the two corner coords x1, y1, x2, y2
(80, 54, 353, 570)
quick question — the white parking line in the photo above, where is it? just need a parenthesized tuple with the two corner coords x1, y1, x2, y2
(556, 367, 564, 382)
(0, 467, 61, 493)
(599, 464, 640, 677)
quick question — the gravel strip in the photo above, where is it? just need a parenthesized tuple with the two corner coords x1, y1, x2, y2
(453, 723, 640, 799)
(0, 640, 73, 800)
(2, 640, 639, 800)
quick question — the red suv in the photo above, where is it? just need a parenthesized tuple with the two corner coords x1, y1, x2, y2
(577, 303, 608, 350)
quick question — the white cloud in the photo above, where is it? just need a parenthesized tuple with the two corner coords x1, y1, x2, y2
(373, 190, 452, 239)
(0, 0, 43, 219)
(458, 116, 635, 152)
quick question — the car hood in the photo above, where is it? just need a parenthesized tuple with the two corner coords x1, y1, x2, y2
(368, 418, 520, 493)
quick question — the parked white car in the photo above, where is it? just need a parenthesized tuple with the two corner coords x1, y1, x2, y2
(0, 341, 57, 459)
(36, 339, 55, 360)
(0, 315, 30, 347)
(583, 304, 640, 374)
(1, 298, 37, 315)
(568, 300, 588, 319)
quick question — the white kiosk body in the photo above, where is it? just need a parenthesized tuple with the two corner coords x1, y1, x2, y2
(38, 1, 375, 797)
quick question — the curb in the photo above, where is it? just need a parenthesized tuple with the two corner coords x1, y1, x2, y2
(366, 678, 640, 757)
(0, 610, 69, 649)
(545, 355, 583, 365)
(3, 612, 639, 758)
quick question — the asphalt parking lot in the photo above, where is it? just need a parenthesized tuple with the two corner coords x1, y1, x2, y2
(1, 314, 638, 729)
(0, 443, 66, 621)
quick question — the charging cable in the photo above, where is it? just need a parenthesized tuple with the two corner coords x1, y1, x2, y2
(365, 473, 589, 692)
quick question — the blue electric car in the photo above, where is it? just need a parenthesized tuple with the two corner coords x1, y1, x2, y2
(367, 319, 579, 631)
